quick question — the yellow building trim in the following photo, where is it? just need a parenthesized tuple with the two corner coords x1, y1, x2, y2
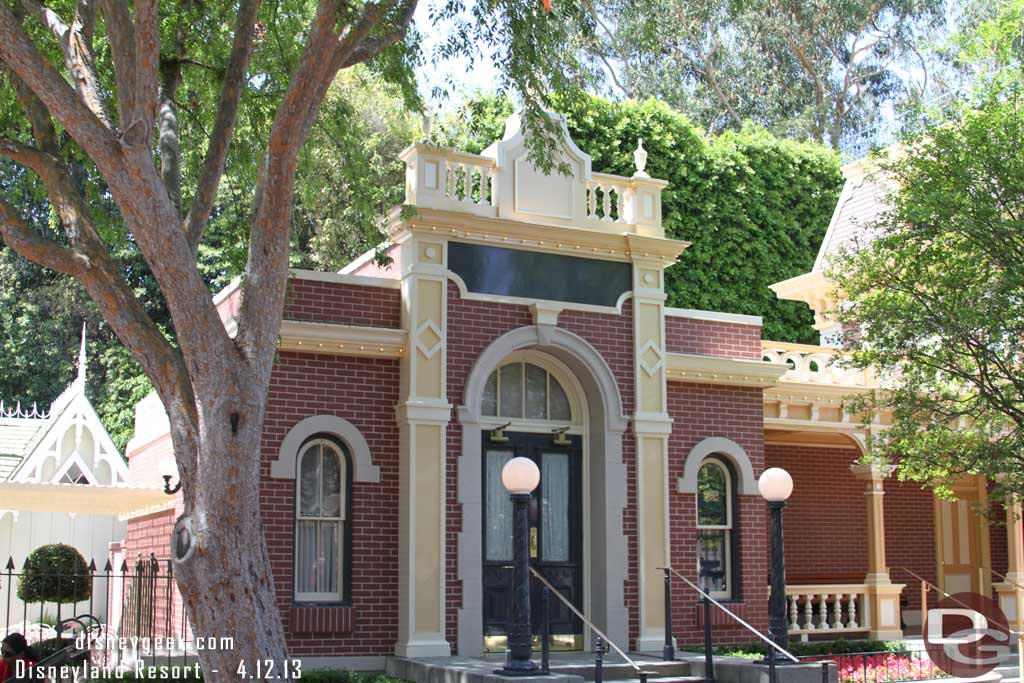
(666, 353, 787, 387)
(277, 320, 406, 358)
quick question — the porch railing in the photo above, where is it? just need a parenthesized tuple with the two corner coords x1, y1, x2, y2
(762, 342, 876, 388)
(786, 585, 869, 641)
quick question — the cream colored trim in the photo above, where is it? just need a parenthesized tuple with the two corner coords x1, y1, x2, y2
(812, 176, 857, 273)
(212, 277, 241, 305)
(666, 353, 786, 387)
(447, 271, 632, 316)
(277, 320, 406, 358)
(678, 436, 758, 497)
(391, 207, 689, 265)
(0, 481, 167, 515)
(289, 268, 402, 289)
(120, 499, 176, 521)
(270, 414, 380, 482)
(664, 308, 762, 326)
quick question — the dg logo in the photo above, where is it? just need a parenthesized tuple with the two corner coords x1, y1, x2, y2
(924, 591, 1012, 678)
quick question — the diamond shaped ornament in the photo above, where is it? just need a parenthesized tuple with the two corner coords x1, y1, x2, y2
(639, 340, 664, 376)
(415, 321, 444, 359)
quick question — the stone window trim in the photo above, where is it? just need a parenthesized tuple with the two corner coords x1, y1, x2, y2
(294, 437, 351, 604)
(270, 414, 380, 483)
(677, 436, 758, 497)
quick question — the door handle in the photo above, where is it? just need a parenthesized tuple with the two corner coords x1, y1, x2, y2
(530, 527, 538, 559)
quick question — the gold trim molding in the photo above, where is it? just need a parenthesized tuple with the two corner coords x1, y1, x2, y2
(277, 320, 406, 358)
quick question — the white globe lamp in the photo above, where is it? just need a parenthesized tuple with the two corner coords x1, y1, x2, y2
(758, 467, 793, 502)
(501, 456, 540, 495)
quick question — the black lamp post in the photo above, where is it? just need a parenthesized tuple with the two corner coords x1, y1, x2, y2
(498, 456, 541, 676)
(758, 467, 793, 683)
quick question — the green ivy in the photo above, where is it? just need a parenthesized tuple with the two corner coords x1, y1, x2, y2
(440, 94, 843, 343)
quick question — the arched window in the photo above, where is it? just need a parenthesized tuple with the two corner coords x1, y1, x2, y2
(696, 457, 737, 599)
(482, 362, 572, 421)
(295, 438, 351, 603)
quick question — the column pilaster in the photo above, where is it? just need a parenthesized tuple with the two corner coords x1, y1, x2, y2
(995, 501, 1024, 629)
(631, 255, 673, 652)
(395, 233, 452, 657)
(851, 462, 904, 640)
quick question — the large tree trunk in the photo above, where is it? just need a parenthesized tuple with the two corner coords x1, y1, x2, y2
(170, 380, 289, 679)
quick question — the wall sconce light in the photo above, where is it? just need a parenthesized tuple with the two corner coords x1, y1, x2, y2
(489, 422, 511, 443)
(551, 425, 571, 446)
(159, 457, 182, 495)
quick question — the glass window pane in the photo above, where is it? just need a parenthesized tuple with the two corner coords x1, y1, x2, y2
(296, 521, 318, 593)
(499, 364, 523, 418)
(541, 453, 570, 562)
(319, 522, 339, 594)
(482, 371, 498, 416)
(299, 445, 321, 516)
(525, 364, 548, 419)
(697, 462, 728, 527)
(485, 450, 514, 561)
(697, 530, 728, 594)
(321, 448, 342, 518)
(549, 376, 571, 421)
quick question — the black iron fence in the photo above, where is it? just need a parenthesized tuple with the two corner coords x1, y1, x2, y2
(2, 553, 191, 672)
(797, 646, 948, 683)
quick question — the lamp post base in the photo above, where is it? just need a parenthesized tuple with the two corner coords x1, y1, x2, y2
(496, 655, 541, 677)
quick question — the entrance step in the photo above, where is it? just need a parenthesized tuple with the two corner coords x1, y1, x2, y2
(387, 656, 585, 683)
(546, 660, 694, 681)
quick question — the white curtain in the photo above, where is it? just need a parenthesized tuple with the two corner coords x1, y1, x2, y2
(541, 453, 569, 562)
(485, 450, 514, 561)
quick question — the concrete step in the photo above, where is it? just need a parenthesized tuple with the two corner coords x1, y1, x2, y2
(546, 660, 692, 681)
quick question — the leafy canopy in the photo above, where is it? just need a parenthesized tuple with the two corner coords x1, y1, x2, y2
(832, 73, 1024, 502)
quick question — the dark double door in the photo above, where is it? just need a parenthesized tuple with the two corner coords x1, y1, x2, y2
(482, 431, 584, 649)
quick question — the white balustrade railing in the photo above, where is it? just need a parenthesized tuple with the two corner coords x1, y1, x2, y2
(586, 174, 629, 222)
(762, 342, 875, 388)
(785, 585, 868, 641)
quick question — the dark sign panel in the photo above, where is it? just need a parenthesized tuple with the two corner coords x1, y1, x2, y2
(447, 242, 632, 308)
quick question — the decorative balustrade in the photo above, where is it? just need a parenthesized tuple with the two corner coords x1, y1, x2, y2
(400, 135, 668, 236)
(762, 342, 875, 388)
(586, 173, 629, 222)
(785, 585, 868, 641)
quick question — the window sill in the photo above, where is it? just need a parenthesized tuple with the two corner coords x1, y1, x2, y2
(289, 605, 353, 635)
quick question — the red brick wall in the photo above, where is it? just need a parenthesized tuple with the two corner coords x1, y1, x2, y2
(664, 316, 762, 360)
(261, 351, 401, 656)
(764, 445, 868, 581)
(284, 278, 401, 329)
(124, 509, 189, 641)
(667, 382, 769, 645)
(885, 479, 936, 613)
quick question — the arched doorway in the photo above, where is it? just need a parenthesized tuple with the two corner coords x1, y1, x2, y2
(479, 351, 588, 652)
(455, 325, 629, 657)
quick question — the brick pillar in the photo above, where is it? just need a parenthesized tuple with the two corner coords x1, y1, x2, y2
(394, 231, 452, 657)
(630, 251, 673, 652)
(851, 462, 904, 639)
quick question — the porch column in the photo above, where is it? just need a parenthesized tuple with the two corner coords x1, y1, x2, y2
(395, 232, 452, 657)
(994, 500, 1024, 632)
(851, 463, 904, 640)
(630, 251, 673, 653)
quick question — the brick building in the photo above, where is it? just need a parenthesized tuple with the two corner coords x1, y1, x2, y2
(123, 115, 1024, 668)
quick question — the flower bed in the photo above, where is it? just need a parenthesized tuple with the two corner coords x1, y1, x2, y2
(807, 652, 948, 683)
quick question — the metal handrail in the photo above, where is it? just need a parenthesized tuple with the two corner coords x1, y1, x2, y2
(662, 565, 799, 663)
(528, 567, 648, 674)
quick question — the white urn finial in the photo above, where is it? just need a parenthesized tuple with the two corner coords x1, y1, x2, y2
(421, 115, 432, 141)
(634, 138, 649, 178)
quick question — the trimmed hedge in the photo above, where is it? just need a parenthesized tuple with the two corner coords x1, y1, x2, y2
(16, 544, 91, 604)
(442, 94, 843, 344)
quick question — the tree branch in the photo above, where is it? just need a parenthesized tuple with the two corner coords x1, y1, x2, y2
(184, 0, 261, 249)
(0, 2, 119, 166)
(0, 197, 85, 275)
(97, 0, 135, 126)
(19, 0, 109, 124)
(130, 0, 160, 142)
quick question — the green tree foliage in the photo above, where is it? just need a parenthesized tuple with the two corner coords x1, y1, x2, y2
(440, 93, 843, 342)
(17, 543, 91, 604)
(596, 0, 944, 148)
(832, 74, 1024, 502)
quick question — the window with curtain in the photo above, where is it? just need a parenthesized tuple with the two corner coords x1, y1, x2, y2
(696, 457, 735, 599)
(295, 438, 350, 602)
(482, 362, 571, 421)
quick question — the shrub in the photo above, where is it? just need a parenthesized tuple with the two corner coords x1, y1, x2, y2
(17, 544, 91, 605)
